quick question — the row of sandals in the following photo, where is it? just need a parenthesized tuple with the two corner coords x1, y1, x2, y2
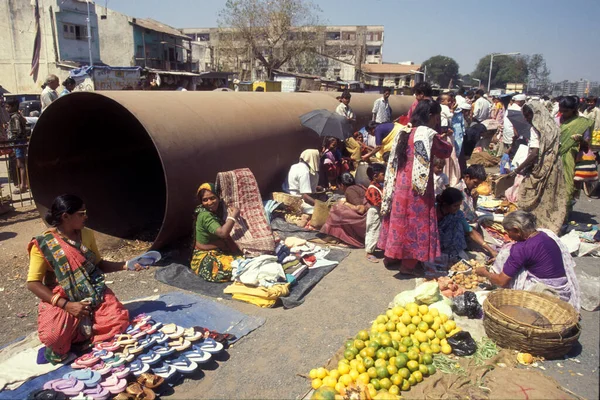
(32, 314, 234, 400)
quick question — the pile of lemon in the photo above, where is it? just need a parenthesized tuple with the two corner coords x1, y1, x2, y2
(309, 303, 458, 398)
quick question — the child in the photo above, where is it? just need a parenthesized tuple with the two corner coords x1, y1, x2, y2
(499, 146, 512, 175)
(6, 98, 28, 193)
(365, 163, 385, 263)
(433, 157, 449, 196)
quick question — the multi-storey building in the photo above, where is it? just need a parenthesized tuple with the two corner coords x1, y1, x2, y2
(553, 79, 600, 97)
(180, 25, 384, 81)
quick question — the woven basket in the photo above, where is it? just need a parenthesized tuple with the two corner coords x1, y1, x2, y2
(483, 289, 580, 358)
(272, 192, 303, 214)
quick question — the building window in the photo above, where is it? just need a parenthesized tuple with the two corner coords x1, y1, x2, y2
(341, 31, 356, 41)
(366, 31, 382, 41)
(136, 45, 144, 58)
(334, 68, 341, 76)
(198, 33, 210, 41)
(326, 31, 340, 40)
(374, 48, 381, 55)
(63, 23, 90, 41)
(394, 78, 400, 86)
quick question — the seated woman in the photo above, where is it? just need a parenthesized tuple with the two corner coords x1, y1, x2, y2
(453, 164, 487, 223)
(191, 183, 242, 282)
(320, 173, 368, 248)
(320, 137, 350, 188)
(475, 210, 580, 310)
(437, 188, 498, 262)
(26, 195, 142, 364)
(283, 149, 321, 214)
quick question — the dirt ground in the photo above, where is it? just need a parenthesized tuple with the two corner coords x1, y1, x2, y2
(1, 202, 599, 399)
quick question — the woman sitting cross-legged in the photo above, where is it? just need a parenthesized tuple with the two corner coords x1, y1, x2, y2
(437, 187, 497, 262)
(26, 195, 144, 364)
(190, 183, 242, 282)
(475, 210, 580, 311)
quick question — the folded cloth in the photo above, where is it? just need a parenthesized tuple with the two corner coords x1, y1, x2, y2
(302, 255, 316, 267)
(232, 255, 286, 287)
(284, 237, 307, 248)
(290, 264, 308, 279)
(276, 246, 291, 264)
(281, 255, 297, 265)
(223, 282, 290, 308)
(282, 260, 300, 270)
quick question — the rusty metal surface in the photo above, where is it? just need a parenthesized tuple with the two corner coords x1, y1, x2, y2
(29, 92, 412, 249)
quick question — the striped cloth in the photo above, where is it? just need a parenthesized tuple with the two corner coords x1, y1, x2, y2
(216, 168, 275, 257)
(574, 150, 598, 182)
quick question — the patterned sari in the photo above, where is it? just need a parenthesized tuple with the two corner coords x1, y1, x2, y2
(559, 116, 594, 210)
(29, 231, 129, 363)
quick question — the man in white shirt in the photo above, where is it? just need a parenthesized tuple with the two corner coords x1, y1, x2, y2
(497, 93, 526, 156)
(41, 75, 59, 111)
(336, 91, 356, 122)
(371, 88, 392, 123)
(472, 89, 491, 122)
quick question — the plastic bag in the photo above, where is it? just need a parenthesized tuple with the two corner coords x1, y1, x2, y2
(414, 281, 442, 305)
(579, 270, 600, 311)
(447, 331, 477, 356)
(429, 299, 453, 319)
(392, 290, 416, 308)
(452, 291, 482, 319)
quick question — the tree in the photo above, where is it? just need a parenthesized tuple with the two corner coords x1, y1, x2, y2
(218, 0, 322, 79)
(421, 55, 459, 88)
(472, 54, 529, 90)
(527, 54, 552, 95)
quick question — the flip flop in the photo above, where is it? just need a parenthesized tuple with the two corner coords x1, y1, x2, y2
(138, 336, 157, 349)
(125, 383, 155, 400)
(114, 334, 136, 346)
(182, 345, 211, 364)
(165, 356, 198, 374)
(182, 327, 203, 342)
(50, 378, 86, 397)
(197, 338, 224, 354)
(150, 344, 176, 358)
(129, 360, 150, 377)
(111, 365, 131, 379)
(92, 350, 114, 360)
(131, 314, 151, 325)
(93, 340, 120, 352)
(105, 354, 127, 368)
(70, 393, 92, 400)
(73, 353, 100, 367)
(42, 379, 67, 391)
(89, 361, 112, 375)
(100, 375, 128, 394)
(125, 325, 141, 336)
(136, 372, 165, 389)
(82, 385, 111, 400)
(63, 370, 102, 388)
(366, 254, 380, 263)
(151, 363, 177, 380)
(122, 343, 144, 356)
(160, 323, 184, 339)
(148, 332, 169, 345)
(113, 393, 134, 400)
(168, 337, 191, 352)
(193, 326, 236, 344)
(138, 350, 161, 366)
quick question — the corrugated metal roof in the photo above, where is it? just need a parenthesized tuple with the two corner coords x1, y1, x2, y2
(133, 18, 191, 40)
(361, 64, 421, 75)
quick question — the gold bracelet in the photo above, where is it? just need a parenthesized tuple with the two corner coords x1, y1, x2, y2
(50, 293, 61, 306)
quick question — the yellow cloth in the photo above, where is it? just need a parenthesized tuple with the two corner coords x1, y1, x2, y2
(299, 149, 320, 174)
(27, 228, 102, 282)
(344, 137, 362, 163)
(376, 123, 403, 159)
(223, 281, 290, 308)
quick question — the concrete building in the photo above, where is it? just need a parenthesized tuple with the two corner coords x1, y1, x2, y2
(94, 5, 191, 72)
(0, 0, 102, 93)
(361, 63, 421, 90)
(180, 25, 384, 81)
(553, 79, 600, 97)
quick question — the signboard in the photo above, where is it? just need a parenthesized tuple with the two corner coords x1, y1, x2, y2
(70, 67, 141, 91)
(275, 76, 297, 93)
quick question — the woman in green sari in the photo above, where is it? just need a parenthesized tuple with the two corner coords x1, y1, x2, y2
(559, 96, 594, 211)
(190, 183, 242, 282)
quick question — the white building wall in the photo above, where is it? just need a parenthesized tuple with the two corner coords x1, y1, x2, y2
(94, 5, 134, 67)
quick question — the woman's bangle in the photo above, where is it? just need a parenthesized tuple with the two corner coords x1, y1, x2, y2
(60, 299, 68, 309)
(226, 216, 237, 223)
(51, 293, 61, 306)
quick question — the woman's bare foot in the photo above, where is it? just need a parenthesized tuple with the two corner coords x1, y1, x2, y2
(366, 253, 379, 263)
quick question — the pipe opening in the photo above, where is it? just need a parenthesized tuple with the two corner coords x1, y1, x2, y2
(29, 92, 166, 241)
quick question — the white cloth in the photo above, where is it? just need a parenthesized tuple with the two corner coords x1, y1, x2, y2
(40, 86, 58, 111)
(455, 94, 466, 107)
(473, 97, 491, 121)
(285, 162, 317, 195)
(232, 255, 285, 287)
(372, 97, 392, 123)
(365, 206, 381, 253)
(440, 104, 452, 127)
(411, 126, 437, 195)
(502, 103, 522, 144)
(529, 127, 540, 149)
(336, 103, 355, 121)
(434, 172, 449, 196)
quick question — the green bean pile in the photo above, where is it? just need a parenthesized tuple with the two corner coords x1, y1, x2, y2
(470, 337, 499, 366)
(432, 354, 466, 375)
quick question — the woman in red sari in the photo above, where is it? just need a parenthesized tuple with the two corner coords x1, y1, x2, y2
(26, 195, 145, 363)
(378, 99, 453, 275)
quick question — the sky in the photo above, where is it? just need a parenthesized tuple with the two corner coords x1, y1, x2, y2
(103, 0, 600, 82)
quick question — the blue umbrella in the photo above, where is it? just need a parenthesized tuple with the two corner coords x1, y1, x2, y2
(299, 109, 354, 140)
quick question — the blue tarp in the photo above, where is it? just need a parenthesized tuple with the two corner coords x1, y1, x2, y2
(0, 292, 264, 399)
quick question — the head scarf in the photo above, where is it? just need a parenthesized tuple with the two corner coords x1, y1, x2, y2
(299, 149, 320, 174)
(197, 182, 216, 196)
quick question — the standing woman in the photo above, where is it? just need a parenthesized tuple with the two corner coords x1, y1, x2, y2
(27, 195, 141, 363)
(379, 100, 453, 275)
(558, 96, 595, 211)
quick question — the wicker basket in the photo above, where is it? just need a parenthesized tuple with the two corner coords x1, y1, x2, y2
(483, 289, 580, 358)
(272, 192, 303, 214)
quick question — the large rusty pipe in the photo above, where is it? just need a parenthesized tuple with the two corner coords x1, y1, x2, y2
(29, 92, 413, 248)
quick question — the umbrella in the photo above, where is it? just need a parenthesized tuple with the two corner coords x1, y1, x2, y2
(299, 109, 353, 141)
(507, 109, 532, 141)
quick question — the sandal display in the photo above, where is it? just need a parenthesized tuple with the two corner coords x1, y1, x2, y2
(125, 382, 155, 400)
(136, 373, 165, 389)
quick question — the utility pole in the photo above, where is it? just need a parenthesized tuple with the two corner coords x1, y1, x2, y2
(86, 0, 93, 66)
